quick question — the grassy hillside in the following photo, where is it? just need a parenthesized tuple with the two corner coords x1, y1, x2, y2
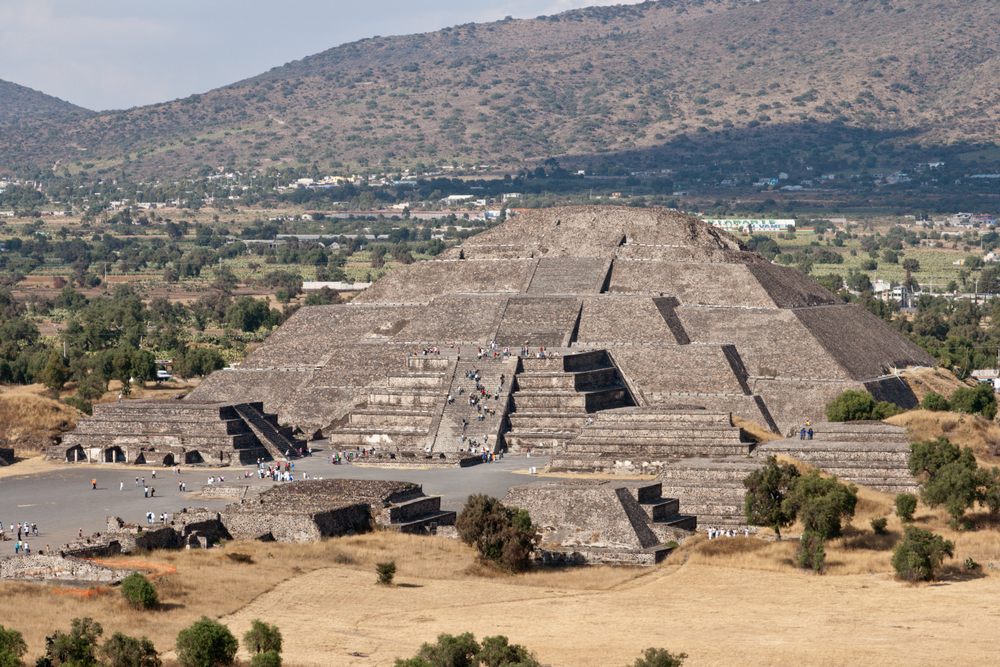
(2, 0, 999, 178)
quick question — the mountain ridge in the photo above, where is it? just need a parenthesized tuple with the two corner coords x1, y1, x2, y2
(1, 0, 998, 179)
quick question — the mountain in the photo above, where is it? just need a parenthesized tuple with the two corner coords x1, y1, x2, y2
(1, 0, 999, 179)
(0, 79, 93, 124)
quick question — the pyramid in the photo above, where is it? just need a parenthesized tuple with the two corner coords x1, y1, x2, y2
(189, 206, 934, 455)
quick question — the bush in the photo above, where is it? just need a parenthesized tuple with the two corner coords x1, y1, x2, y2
(120, 572, 158, 610)
(949, 383, 997, 419)
(783, 471, 858, 540)
(825, 390, 875, 422)
(631, 648, 687, 667)
(42, 617, 103, 667)
(248, 653, 281, 667)
(870, 517, 888, 534)
(895, 493, 918, 522)
(456, 495, 536, 572)
(175, 617, 238, 667)
(910, 437, 984, 521)
(742, 455, 801, 540)
(243, 620, 281, 656)
(796, 532, 826, 573)
(921, 392, 950, 412)
(100, 631, 161, 667)
(891, 526, 954, 582)
(376, 561, 396, 586)
(0, 625, 27, 667)
(393, 633, 540, 667)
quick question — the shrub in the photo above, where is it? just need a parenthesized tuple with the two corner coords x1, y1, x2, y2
(243, 620, 281, 656)
(42, 617, 103, 667)
(100, 631, 161, 667)
(783, 471, 858, 540)
(248, 653, 281, 667)
(796, 532, 826, 573)
(175, 617, 238, 667)
(910, 437, 985, 522)
(456, 495, 537, 572)
(870, 517, 888, 534)
(393, 633, 539, 667)
(0, 625, 27, 667)
(825, 390, 903, 421)
(921, 392, 950, 412)
(949, 383, 997, 419)
(895, 493, 918, 522)
(632, 647, 687, 667)
(891, 526, 954, 582)
(376, 561, 397, 586)
(742, 455, 800, 540)
(120, 572, 158, 610)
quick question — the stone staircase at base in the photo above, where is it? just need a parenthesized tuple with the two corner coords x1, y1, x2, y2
(377, 494, 456, 533)
(505, 350, 634, 454)
(232, 402, 302, 461)
(626, 481, 699, 539)
(325, 356, 451, 450)
(757, 422, 920, 494)
(656, 458, 766, 532)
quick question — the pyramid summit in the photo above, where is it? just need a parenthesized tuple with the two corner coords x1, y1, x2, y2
(185, 205, 933, 451)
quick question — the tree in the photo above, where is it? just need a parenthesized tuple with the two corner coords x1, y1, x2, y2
(825, 390, 875, 421)
(783, 471, 858, 540)
(0, 625, 27, 667)
(224, 297, 276, 333)
(909, 437, 984, 522)
(242, 620, 282, 656)
(120, 572, 158, 610)
(921, 392, 950, 412)
(891, 526, 954, 582)
(100, 632, 161, 667)
(949, 383, 997, 419)
(456, 495, 537, 572)
(38, 351, 69, 396)
(394, 633, 480, 667)
(631, 647, 687, 667)
(902, 258, 921, 273)
(42, 617, 103, 667)
(477, 635, 540, 667)
(895, 493, 918, 522)
(742, 455, 801, 540)
(376, 561, 396, 586)
(175, 617, 238, 667)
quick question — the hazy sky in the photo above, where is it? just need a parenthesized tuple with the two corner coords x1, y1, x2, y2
(0, 0, 639, 112)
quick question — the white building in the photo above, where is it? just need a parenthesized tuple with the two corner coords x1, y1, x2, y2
(703, 219, 796, 233)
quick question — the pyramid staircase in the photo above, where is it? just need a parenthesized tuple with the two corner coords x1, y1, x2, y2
(379, 494, 457, 534)
(232, 403, 301, 461)
(656, 458, 766, 532)
(325, 356, 451, 450)
(505, 350, 634, 454)
(432, 356, 518, 453)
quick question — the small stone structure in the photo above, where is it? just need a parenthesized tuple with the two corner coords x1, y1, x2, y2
(503, 480, 695, 565)
(51, 401, 304, 466)
(0, 554, 127, 583)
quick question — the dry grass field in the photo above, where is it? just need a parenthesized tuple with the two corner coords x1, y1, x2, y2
(886, 410, 1000, 466)
(4, 489, 1000, 667)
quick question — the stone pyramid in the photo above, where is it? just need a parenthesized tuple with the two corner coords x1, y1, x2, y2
(190, 206, 934, 452)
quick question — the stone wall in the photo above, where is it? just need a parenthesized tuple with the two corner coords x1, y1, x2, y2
(222, 502, 372, 542)
(0, 448, 14, 465)
(0, 555, 127, 583)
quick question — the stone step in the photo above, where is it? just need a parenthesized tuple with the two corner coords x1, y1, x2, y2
(508, 413, 589, 430)
(368, 390, 440, 407)
(387, 496, 443, 523)
(407, 357, 451, 372)
(505, 432, 571, 453)
(61, 432, 258, 449)
(349, 411, 435, 429)
(92, 404, 239, 421)
(326, 429, 430, 448)
(388, 374, 446, 390)
(594, 410, 733, 425)
(390, 510, 458, 534)
(512, 393, 587, 410)
(640, 498, 680, 521)
(565, 443, 752, 457)
(655, 514, 699, 531)
(576, 426, 746, 440)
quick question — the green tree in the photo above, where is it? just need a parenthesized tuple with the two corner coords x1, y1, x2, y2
(100, 632, 161, 667)
(895, 493, 918, 522)
(120, 572, 158, 610)
(796, 532, 827, 573)
(477, 635, 540, 667)
(42, 617, 103, 667)
(631, 647, 687, 667)
(376, 561, 396, 586)
(248, 654, 281, 667)
(824, 390, 875, 422)
(224, 297, 277, 333)
(909, 437, 984, 522)
(891, 526, 954, 582)
(920, 392, 950, 412)
(0, 625, 27, 667)
(742, 455, 801, 540)
(784, 471, 858, 540)
(38, 350, 69, 396)
(242, 620, 281, 656)
(456, 495, 537, 572)
(394, 633, 480, 667)
(175, 617, 238, 667)
(949, 383, 997, 419)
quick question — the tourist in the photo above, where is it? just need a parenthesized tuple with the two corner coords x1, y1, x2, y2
(91, 479, 97, 490)
(120, 480, 124, 491)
